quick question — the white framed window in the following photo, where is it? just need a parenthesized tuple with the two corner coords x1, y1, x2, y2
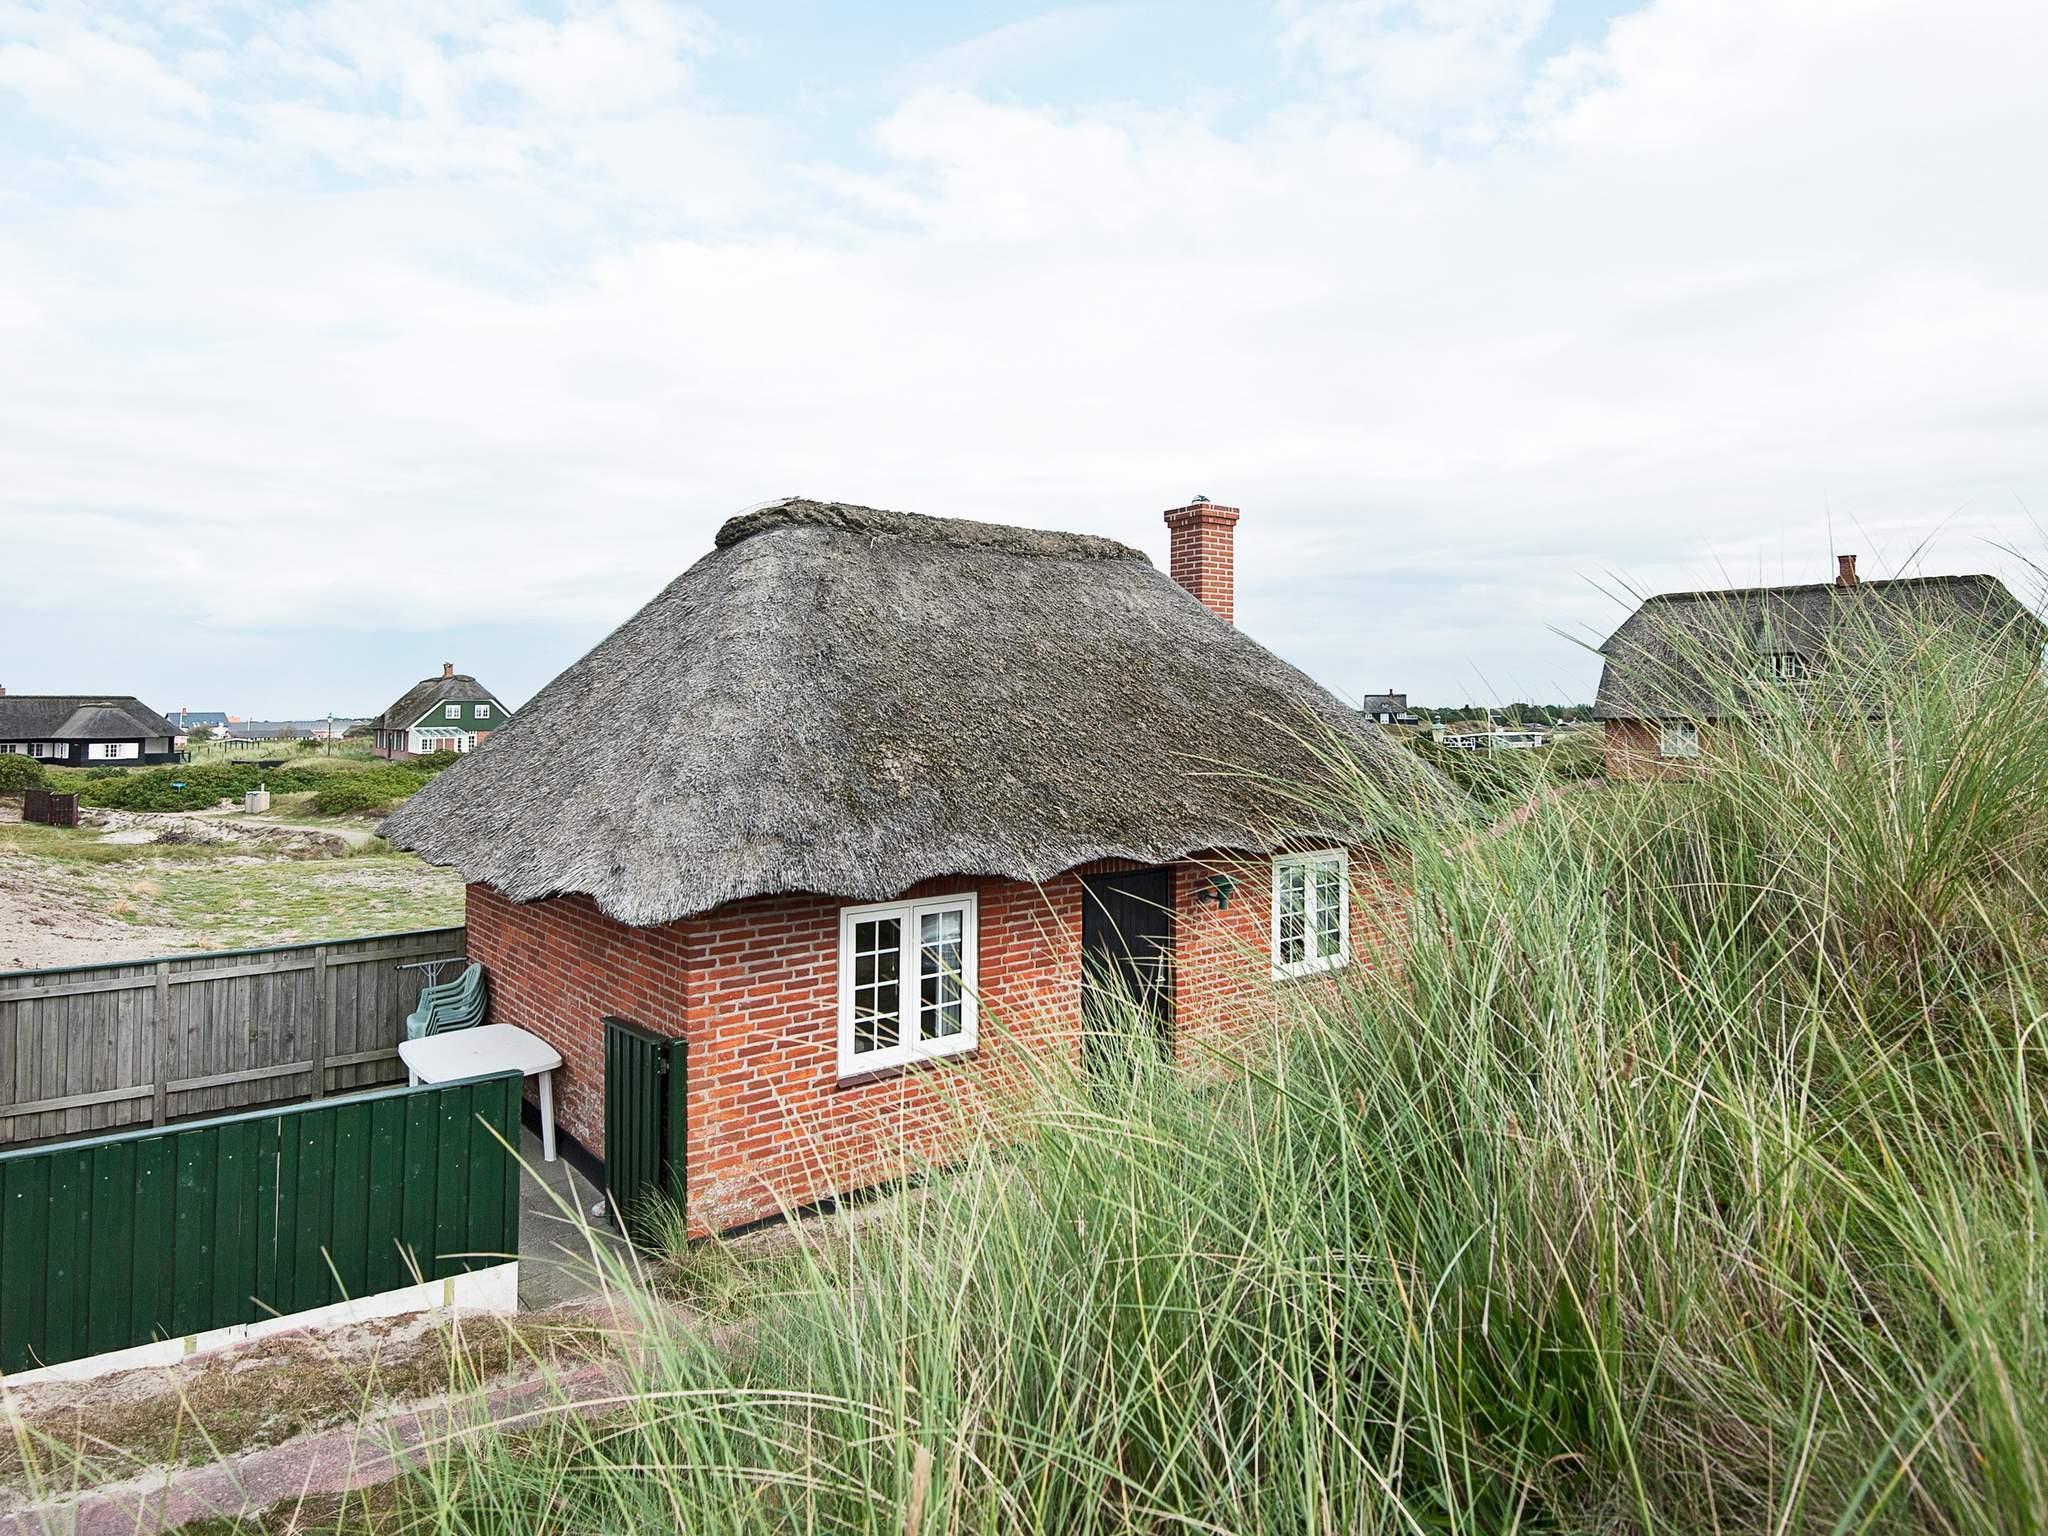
(1765, 652, 1808, 683)
(1659, 721, 1701, 758)
(444, 703, 461, 720)
(30, 742, 63, 759)
(475, 703, 491, 720)
(838, 892, 978, 1076)
(0, 744, 21, 755)
(1272, 849, 1349, 979)
(88, 742, 138, 761)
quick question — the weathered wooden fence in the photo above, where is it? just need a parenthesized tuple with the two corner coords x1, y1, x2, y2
(0, 1071, 521, 1375)
(0, 927, 467, 1146)
(21, 789, 79, 828)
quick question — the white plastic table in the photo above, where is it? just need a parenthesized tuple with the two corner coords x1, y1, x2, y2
(399, 1024, 563, 1162)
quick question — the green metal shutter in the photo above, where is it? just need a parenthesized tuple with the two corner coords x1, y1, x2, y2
(602, 1017, 686, 1248)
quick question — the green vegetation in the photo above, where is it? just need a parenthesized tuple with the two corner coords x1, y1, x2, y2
(310, 766, 430, 816)
(109, 604, 2048, 1533)
(0, 755, 46, 793)
(43, 751, 448, 814)
(1402, 721, 1603, 806)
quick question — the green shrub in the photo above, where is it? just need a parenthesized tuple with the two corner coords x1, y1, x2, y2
(310, 768, 427, 816)
(0, 755, 46, 794)
(410, 749, 464, 773)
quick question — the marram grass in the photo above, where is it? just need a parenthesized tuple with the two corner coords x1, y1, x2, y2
(308, 602, 2047, 1535)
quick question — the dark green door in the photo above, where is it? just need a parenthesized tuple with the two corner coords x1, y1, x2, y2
(602, 1017, 686, 1248)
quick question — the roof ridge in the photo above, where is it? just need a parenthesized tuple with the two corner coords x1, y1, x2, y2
(1640, 573, 2000, 605)
(714, 498, 1146, 564)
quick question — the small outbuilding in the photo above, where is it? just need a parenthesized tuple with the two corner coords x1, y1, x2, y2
(384, 497, 1432, 1234)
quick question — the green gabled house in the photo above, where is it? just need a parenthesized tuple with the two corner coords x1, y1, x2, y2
(372, 664, 512, 760)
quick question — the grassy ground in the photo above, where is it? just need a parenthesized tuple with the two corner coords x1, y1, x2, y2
(0, 817, 462, 953)
(0, 1312, 616, 1497)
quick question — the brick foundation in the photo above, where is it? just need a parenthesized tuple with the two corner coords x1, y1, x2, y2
(466, 849, 1394, 1235)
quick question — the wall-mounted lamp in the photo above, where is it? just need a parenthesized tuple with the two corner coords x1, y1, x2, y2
(1195, 873, 1237, 910)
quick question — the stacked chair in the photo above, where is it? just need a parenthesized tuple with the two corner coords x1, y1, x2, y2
(405, 962, 488, 1040)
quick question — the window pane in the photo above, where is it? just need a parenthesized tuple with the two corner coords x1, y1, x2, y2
(1314, 861, 1344, 959)
(853, 916, 900, 1054)
(1278, 865, 1306, 966)
(919, 908, 965, 1040)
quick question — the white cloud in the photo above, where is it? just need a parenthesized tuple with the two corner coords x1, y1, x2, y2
(1, 0, 2045, 706)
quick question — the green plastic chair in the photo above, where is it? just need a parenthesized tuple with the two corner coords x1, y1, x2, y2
(405, 963, 487, 1039)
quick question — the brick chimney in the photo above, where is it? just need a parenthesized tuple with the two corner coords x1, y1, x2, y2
(1836, 554, 1859, 589)
(442, 662, 456, 678)
(1163, 496, 1242, 623)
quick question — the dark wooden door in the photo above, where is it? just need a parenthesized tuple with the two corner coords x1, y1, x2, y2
(1081, 867, 1175, 1073)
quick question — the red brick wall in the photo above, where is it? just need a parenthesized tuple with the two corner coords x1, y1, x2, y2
(465, 844, 1399, 1235)
(463, 884, 690, 1154)
(1602, 719, 1712, 780)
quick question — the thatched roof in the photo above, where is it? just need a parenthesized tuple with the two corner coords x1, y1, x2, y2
(1595, 574, 2046, 720)
(385, 499, 1433, 926)
(0, 696, 177, 741)
(375, 673, 504, 730)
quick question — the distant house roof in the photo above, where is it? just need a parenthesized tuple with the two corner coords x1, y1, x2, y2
(163, 709, 230, 728)
(1594, 573, 2046, 721)
(384, 499, 1444, 928)
(1360, 692, 1407, 715)
(0, 695, 179, 741)
(376, 670, 505, 730)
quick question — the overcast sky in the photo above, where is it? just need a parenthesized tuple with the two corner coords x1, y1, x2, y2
(3, 0, 2044, 717)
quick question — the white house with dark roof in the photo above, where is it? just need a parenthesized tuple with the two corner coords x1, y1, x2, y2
(371, 665, 512, 760)
(0, 690, 183, 765)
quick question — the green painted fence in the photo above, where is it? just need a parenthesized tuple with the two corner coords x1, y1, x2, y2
(0, 1071, 521, 1376)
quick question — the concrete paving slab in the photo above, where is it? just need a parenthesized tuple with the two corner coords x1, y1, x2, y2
(514, 1126, 633, 1310)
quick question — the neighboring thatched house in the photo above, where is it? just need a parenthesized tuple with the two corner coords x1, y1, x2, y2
(1361, 691, 1420, 726)
(1595, 556, 2046, 778)
(371, 665, 511, 759)
(385, 497, 1432, 1235)
(0, 691, 183, 765)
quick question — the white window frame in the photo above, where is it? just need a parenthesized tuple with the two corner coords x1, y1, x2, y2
(0, 744, 21, 755)
(837, 892, 979, 1077)
(443, 703, 461, 720)
(1659, 721, 1701, 759)
(475, 703, 491, 720)
(1271, 849, 1351, 980)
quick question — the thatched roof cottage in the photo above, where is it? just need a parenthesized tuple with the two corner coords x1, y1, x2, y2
(371, 664, 512, 760)
(386, 497, 1427, 1234)
(1595, 555, 2046, 777)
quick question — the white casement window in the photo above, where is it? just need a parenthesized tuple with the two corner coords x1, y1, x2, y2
(1659, 721, 1701, 759)
(88, 742, 138, 761)
(838, 893, 978, 1076)
(29, 742, 62, 759)
(0, 744, 21, 755)
(1272, 849, 1350, 979)
(476, 704, 491, 720)
(1766, 652, 1808, 683)
(444, 704, 461, 720)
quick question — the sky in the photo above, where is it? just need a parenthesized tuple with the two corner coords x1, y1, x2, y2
(2, 0, 2045, 718)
